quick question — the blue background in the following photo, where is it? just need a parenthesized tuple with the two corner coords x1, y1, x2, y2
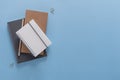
(0, 0, 120, 80)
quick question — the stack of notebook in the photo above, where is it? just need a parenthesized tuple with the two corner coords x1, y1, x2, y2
(8, 10, 51, 63)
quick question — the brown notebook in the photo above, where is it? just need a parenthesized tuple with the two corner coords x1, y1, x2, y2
(20, 10, 48, 55)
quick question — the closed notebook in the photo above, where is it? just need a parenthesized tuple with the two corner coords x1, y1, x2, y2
(8, 19, 47, 63)
(20, 10, 48, 54)
(16, 20, 51, 57)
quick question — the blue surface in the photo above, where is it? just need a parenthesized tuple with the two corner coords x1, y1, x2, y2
(1, 0, 120, 80)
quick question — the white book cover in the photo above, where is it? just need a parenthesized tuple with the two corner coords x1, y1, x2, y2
(16, 19, 51, 57)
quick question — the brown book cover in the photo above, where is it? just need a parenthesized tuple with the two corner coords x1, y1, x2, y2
(20, 10, 48, 55)
(8, 19, 47, 63)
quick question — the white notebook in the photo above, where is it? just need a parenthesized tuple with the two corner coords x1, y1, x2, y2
(16, 19, 51, 57)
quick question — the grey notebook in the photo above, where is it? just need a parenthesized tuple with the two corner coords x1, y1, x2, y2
(7, 19, 47, 63)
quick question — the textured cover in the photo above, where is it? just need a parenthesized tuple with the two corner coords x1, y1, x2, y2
(21, 10, 48, 54)
(8, 19, 47, 63)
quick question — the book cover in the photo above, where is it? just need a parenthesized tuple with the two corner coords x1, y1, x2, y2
(16, 20, 51, 57)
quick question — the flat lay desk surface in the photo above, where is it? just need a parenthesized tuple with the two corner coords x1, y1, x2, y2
(1, 0, 120, 80)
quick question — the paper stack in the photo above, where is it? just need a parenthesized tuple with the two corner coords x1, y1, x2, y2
(8, 10, 51, 63)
